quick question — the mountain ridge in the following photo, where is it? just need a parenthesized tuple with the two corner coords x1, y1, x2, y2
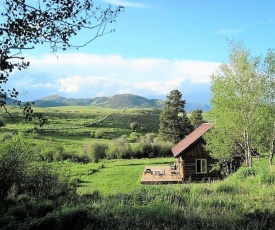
(33, 94, 210, 112)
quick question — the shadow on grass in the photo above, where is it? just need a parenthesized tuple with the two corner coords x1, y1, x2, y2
(119, 161, 174, 167)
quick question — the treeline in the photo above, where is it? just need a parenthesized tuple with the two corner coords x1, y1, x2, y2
(32, 132, 174, 163)
(0, 132, 173, 165)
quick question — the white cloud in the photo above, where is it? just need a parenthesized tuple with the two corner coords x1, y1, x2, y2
(11, 53, 220, 102)
(134, 77, 185, 95)
(102, 0, 147, 8)
(216, 28, 245, 36)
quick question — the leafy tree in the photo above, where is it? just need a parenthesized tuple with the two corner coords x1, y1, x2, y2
(0, 0, 123, 123)
(129, 132, 141, 142)
(138, 135, 153, 158)
(83, 142, 106, 163)
(205, 42, 267, 167)
(262, 49, 275, 165)
(151, 139, 173, 157)
(106, 137, 131, 159)
(129, 122, 138, 131)
(158, 90, 192, 143)
(189, 109, 204, 129)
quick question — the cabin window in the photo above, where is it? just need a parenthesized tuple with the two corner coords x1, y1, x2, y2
(196, 159, 207, 173)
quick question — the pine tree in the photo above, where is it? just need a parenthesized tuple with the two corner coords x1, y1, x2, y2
(190, 109, 204, 129)
(158, 90, 193, 143)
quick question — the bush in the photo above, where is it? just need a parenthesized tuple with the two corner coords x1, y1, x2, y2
(23, 163, 73, 199)
(129, 132, 141, 142)
(91, 129, 104, 139)
(129, 122, 138, 130)
(138, 136, 152, 158)
(152, 139, 173, 157)
(34, 143, 70, 162)
(0, 119, 5, 127)
(130, 143, 143, 158)
(0, 132, 13, 142)
(0, 134, 29, 200)
(107, 137, 131, 159)
(258, 168, 275, 184)
(235, 167, 259, 179)
(83, 142, 107, 163)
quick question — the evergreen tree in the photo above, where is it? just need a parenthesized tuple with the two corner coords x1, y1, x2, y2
(158, 90, 193, 143)
(189, 109, 204, 129)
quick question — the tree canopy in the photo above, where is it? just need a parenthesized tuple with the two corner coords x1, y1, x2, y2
(0, 0, 123, 122)
(205, 42, 275, 167)
(189, 109, 204, 129)
(158, 89, 193, 144)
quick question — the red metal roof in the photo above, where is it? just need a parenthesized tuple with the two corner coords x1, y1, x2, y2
(172, 123, 213, 158)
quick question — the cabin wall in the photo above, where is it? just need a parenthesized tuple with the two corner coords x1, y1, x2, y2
(180, 139, 219, 181)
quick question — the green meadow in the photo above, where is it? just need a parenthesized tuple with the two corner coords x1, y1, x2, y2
(1, 105, 275, 229)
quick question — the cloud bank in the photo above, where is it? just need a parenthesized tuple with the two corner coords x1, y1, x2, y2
(9, 53, 220, 103)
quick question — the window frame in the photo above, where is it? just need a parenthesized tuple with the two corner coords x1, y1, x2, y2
(196, 159, 207, 174)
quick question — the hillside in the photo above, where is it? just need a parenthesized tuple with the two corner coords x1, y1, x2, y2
(32, 94, 210, 112)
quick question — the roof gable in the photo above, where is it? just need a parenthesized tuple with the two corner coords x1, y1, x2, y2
(172, 123, 213, 158)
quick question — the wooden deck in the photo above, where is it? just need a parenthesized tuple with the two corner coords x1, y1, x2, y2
(140, 166, 183, 184)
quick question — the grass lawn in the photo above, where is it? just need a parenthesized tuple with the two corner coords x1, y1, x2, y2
(54, 158, 176, 196)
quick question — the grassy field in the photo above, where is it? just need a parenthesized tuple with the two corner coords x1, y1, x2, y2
(47, 155, 275, 229)
(54, 158, 176, 196)
(1, 105, 161, 149)
(2, 106, 275, 229)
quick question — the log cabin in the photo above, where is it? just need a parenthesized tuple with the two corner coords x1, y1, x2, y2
(172, 123, 221, 182)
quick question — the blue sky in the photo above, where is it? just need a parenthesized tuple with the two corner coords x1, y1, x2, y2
(8, 0, 275, 104)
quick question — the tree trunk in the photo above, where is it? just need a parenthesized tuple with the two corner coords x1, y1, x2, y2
(269, 122, 275, 166)
(244, 129, 252, 167)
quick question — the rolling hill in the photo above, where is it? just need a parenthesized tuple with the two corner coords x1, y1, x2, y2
(32, 94, 210, 112)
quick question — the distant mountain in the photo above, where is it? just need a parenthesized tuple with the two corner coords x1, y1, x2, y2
(32, 94, 210, 112)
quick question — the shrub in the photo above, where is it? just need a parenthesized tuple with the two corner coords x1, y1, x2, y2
(152, 139, 173, 157)
(0, 119, 5, 127)
(129, 132, 141, 142)
(0, 132, 13, 142)
(0, 134, 29, 200)
(138, 136, 152, 158)
(235, 167, 259, 179)
(92, 129, 104, 139)
(107, 137, 131, 159)
(130, 143, 143, 158)
(83, 142, 107, 163)
(23, 163, 73, 199)
(216, 183, 237, 194)
(258, 168, 275, 184)
(129, 122, 138, 130)
(35, 143, 69, 162)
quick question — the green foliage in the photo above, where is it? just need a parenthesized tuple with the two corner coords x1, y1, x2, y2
(235, 167, 259, 179)
(129, 121, 138, 130)
(35, 143, 69, 162)
(206, 42, 272, 167)
(1, 157, 275, 229)
(189, 109, 204, 129)
(130, 143, 143, 158)
(0, 119, 5, 127)
(151, 139, 174, 157)
(91, 129, 104, 138)
(0, 134, 30, 200)
(23, 163, 73, 199)
(0, 132, 13, 142)
(0, 0, 123, 124)
(83, 142, 107, 163)
(129, 132, 141, 142)
(106, 137, 131, 159)
(158, 90, 193, 143)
